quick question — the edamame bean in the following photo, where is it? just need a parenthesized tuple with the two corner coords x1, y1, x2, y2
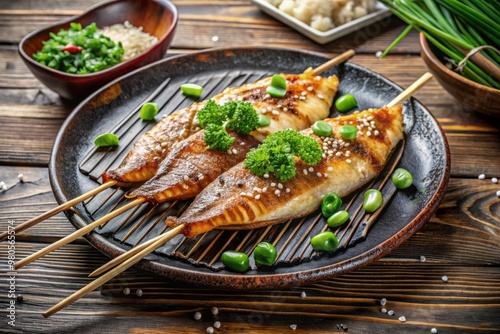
(253, 242, 277, 266)
(335, 94, 358, 113)
(310, 231, 339, 251)
(312, 120, 333, 137)
(392, 168, 414, 189)
(327, 210, 349, 228)
(339, 125, 357, 140)
(221, 251, 249, 272)
(363, 189, 383, 213)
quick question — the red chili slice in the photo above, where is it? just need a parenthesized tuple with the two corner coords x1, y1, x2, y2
(61, 44, 83, 54)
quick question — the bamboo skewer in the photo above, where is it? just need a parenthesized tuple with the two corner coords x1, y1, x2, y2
(13, 198, 145, 270)
(42, 225, 184, 318)
(42, 72, 433, 317)
(2, 49, 356, 246)
(0, 180, 118, 242)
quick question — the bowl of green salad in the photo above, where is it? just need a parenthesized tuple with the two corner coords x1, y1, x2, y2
(18, 0, 178, 101)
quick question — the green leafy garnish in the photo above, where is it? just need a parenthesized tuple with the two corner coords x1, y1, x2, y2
(266, 74, 287, 97)
(94, 133, 119, 147)
(197, 100, 260, 151)
(244, 129, 323, 182)
(32, 22, 124, 74)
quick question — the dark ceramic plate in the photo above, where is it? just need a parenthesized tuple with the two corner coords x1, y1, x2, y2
(49, 47, 450, 290)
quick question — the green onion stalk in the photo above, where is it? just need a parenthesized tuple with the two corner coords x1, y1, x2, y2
(379, 0, 500, 89)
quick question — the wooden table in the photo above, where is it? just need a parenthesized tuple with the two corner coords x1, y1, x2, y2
(1, 1, 499, 333)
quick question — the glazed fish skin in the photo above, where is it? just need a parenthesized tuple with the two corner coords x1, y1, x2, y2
(126, 72, 339, 202)
(127, 130, 260, 202)
(101, 104, 201, 185)
(166, 106, 404, 238)
(101, 71, 338, 185)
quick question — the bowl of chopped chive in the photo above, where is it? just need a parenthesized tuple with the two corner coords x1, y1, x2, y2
(18, 0, 178, 101)
(420, 35, 500, 118)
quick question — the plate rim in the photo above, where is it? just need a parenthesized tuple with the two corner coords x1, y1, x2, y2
(49, 46, 451, 290)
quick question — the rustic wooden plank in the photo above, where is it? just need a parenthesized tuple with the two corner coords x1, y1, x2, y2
(1, 241, 498, 333)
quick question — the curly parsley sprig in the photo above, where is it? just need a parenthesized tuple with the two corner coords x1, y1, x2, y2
(244, 129, 323, 182)
(197, 100, 260, 151)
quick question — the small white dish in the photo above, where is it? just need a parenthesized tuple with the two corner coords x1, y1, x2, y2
(252, 0, 391, 44)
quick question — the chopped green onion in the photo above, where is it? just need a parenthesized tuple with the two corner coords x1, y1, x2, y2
(311, 120, 333, 137)
(339, 125, 357, 140)
(180, 83, 204, 98)
(139, 102, 159, 121)
(335, 94, 358, 113)
(94, 133, 119, 147)
(392, 168, 414, 189)
(310, 231, 339, 252)
(257, 114, 271, 127)
(363, 189, 383, 213)
(266, 74, 287, 97)
(327, 210, 350, 228)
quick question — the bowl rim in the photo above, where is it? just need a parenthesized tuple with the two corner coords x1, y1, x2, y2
(419, 33, 500, 94)
(18, 0, 178, 79)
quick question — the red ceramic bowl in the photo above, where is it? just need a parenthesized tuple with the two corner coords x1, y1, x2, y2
(420, 33, 500, 117)
(18, 0, 178, 101)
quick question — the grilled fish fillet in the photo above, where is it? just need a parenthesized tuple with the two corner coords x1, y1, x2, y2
(127, 70, 339, 202)
(166, 105, 404, 238)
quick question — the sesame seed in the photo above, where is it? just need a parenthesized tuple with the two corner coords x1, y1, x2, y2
(247, 193, 254, 198)
(303, 169, 308, 175)
(359, 131, 363, 135)
(327, 167, 333, 172)
(254, 187, 262, 193)
(274, 190, 281, 196)
(301, 291, 307, 298)
(442, 275, 448, 282)
(497, 190, 500, 197)
(322, 154, 327, 159)
(211, 307, 219, 315)
(206, 326, 214, 334)
(345, 151, 351, 157)
(286, 188, 291, 193)
(262, 187, 268, 192)
(277, 183, 283, 189)
(240, 142, 245, 146)
(374, 130, 380, 136)
(299, 96, 306, 100)
(136, 289, 143, 297)
(387, 310, 394, 316)
(183, 175, 189, 181)
(375, 50, 383, 57)
(290, 324, 297, 330)
(227, 149, 232, 155)
(283, 107, 288, 112)
(17, 173, 24, 182)
(492, 177, 498, 184)
(232, 149, 238, 155)
(272, 110, 279, 115)
(381, 308, 387, 313)
(277, 104, 282, 108)
(255, 194, 261, 200)
(380, 298, 387, 306)
(123, 287, 130, 295)
(307, 86, 313, 91)
(317, 93, 324, 99)
(267, 106, 272, 111)
(308, 167, 314, 172)
(265, 94, 270, 99)
(301, 91, 307, 96)
(183, 184, 189, 189)
(346, 159, 352, 164)
(366, 131, 372, 137)
(263, 173, 269, 178)
(431, 328, 438, 333)
(240, 192, 247, 197)
(194, 312, 202, 320)
(271, 182, 276, 187)
(399, 316, 406, 322)
(367, 115, 374, 120)
(316, 172, 322, 177)
(478, 174, 486, 179)
(214, 321, 221, 329)
(336, 152, 342, 157)
(420, 255, 426, 262)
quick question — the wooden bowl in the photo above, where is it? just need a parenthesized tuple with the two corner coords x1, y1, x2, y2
(419, 33, 500, 117)
(18, 0, 178, 101)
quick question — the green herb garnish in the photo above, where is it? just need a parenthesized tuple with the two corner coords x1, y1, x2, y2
(139, 102, 159, 121)
(33, 22, 124, 74)
(94, 133, 119, 147)
(197, 100, 260, 151)
(244, 129, 323, 182)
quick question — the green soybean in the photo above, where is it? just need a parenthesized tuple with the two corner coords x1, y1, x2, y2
(266, 74, 287, 97)
(327, 210, 349, 228)
(221, 251, 249, 273)
(94, 133, 119, 147)
(335, 94, 358, 113)
(392, 168, 414, 189)
(257, 114, 271, 127)
(139, 102, 159, 121)
(363, 189, 383, 213)
(321, 192, 342, 218)
(312, 120, 333, 137)
(339, 125, 357, 140)
(311, 231, 339, 251)
(180, 83, 204, 98)
(253, 242, 277, 266)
